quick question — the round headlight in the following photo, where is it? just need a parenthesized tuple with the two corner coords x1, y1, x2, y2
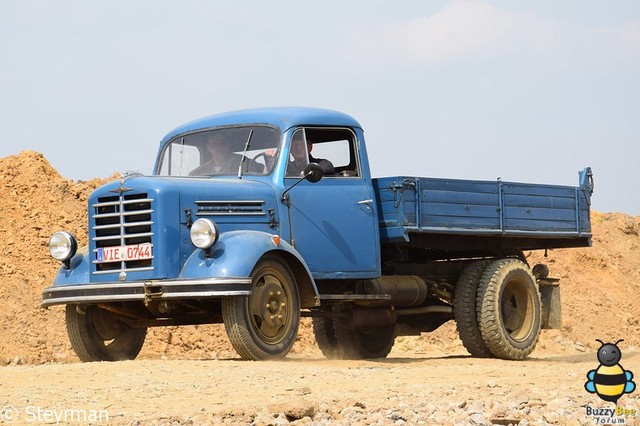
(190, 219, 219, 249)
(49, 231, 78, 262)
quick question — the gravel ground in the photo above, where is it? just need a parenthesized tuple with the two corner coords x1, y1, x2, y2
(1, 350, 639, 425)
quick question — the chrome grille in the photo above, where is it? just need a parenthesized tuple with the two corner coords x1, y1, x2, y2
(92, 193, 154, 274)
(196, 200, 265, 216)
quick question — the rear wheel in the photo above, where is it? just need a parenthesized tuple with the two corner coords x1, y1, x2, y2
(476, 259, 541, 360)
(312, 315, 339, 359)
(222, 256, 300, 360)
(454, 260, 493, 357)
(66, 304, 146, 362)
(331, 305, 396, 359)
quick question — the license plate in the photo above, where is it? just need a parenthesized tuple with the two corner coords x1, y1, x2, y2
(96, 243, 153, 263)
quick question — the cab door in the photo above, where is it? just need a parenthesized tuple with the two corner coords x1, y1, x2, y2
(284, 128, 380, 279)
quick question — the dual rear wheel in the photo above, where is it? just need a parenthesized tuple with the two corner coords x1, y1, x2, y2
(454, 258, 541, 360)
(454, 258, 542, 360)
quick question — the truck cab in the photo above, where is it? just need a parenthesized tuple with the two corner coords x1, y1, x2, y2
(155, 107, 382, 278)
(44, 108, 384, 361)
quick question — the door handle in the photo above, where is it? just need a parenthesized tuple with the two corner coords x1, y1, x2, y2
(357, 199, 373, 205)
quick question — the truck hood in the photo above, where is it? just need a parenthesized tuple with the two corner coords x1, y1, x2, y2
(86, 176, 280, 282)
(92, 175, 279, 229)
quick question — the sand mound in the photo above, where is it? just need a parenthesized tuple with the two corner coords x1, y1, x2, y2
(0, 151, 115, 364)
(0, 151, 637, 364)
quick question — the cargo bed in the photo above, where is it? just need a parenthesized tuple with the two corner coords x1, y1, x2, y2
(373, 168, 593, 252)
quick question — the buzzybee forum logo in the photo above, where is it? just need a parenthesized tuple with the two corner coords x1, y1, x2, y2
(585, 339, 636, 403)
(584, 339, 637, 424)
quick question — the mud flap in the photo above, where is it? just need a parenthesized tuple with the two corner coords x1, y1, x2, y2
(539, 278, 562, 329)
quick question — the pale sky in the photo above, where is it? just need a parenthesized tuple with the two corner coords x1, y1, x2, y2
(1, 1, 639, 214)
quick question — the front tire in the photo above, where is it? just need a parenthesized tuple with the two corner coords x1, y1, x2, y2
(476, 259, 541, 360)
(222, 255, 300, 360)
(66, 304, 147, 362)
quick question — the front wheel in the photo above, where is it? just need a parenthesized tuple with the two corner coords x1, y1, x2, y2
(476, 259, 541, 360)
(66, 304, 147, 362)
(222, 255, 300, 360)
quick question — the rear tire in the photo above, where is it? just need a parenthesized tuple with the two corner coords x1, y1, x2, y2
(476, 259, 541, 360)
(454, 260, 493, 357)
(312, 316, 339, 359)
(66, 304, 146, 362)
(332, 305, 395, 359)
(222, 255, 300, 360)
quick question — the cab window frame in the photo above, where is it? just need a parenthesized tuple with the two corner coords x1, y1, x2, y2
(289, 126, 361, 178)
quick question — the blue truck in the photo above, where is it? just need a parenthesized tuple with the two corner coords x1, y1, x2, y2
(42, 107, 593, 361)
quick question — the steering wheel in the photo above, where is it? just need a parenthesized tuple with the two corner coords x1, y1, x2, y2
(252, 151, 275, 173)
(253, 152, 269, 164)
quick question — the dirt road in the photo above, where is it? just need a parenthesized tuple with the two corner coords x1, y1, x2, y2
(2, 347, 639, 425)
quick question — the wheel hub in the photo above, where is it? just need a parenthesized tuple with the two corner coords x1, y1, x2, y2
(501, 279, 533, 341)
(249, 275, 289, 341)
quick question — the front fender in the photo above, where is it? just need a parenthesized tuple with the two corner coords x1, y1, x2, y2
(52, 246, 90, 285)
(180, 231, 319, 306)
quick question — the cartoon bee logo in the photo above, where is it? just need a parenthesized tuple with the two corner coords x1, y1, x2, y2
(585, 339, 636, 403)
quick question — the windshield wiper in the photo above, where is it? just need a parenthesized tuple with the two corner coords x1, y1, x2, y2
(237, 129, 254, 179)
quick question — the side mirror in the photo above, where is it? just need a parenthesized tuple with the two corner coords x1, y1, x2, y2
(304, 163, 324, 183)
(281, 163, 324, 204)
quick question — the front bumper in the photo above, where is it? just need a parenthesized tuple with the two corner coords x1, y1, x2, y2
(41, 277, 252, 307)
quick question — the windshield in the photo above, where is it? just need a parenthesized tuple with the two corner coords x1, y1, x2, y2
(156, 126, 281, 177)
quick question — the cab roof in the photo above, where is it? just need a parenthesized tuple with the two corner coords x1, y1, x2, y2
(159, 107, 362, 144)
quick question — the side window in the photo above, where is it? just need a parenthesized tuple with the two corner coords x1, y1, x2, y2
(306, 128, 360, 177)
(310, 140, 351, 170)
(285, 129, 310, 178)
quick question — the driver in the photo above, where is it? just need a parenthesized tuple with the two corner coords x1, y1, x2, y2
(190, 133, 262, 175)
(286, 133, 334, 177)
